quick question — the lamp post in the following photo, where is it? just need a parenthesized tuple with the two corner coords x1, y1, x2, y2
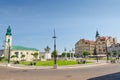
(95, 42, 98, 62)
(64, 48, 67, 59)
(52, 29, 57, 69)
(72, 48, 74, 58)
(69, 50, 71, 60)
(106, 38, 109, 63)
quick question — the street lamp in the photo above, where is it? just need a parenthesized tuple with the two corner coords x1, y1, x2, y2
(64, 48, 67, 59)
(106, 38, 109, 63)
(69, 50, 71, 59)
(94, 42, 98, 62)
(72, 48, 74, 58)
(52, 29, 57, 69)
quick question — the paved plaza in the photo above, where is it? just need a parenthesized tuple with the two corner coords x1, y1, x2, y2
(0, 63, 120, 80)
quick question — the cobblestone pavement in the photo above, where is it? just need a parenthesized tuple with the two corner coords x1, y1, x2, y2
(0, 63, 120, 80)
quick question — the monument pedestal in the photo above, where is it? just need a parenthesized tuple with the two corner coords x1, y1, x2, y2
(7, 64, 10, 66)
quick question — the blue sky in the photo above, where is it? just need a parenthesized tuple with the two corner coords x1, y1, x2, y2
(0, 0, 120, 53)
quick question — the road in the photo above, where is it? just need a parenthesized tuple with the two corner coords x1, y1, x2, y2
(0, 63, 120, 80)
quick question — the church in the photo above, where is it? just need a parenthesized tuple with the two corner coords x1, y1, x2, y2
(4, 26, 40, 61)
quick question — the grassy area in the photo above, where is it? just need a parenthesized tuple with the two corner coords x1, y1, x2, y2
(0, 57, 94, 66)
(0, 58, 7, 63)
(19, 60, 93, 66)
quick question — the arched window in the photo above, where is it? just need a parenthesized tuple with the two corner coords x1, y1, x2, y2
(15, 52, 19, 58)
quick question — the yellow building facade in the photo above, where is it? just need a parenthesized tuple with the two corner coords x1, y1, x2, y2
(75, 39, 95, 56)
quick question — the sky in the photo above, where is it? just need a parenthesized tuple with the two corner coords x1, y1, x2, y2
(0, 0, 120, 53)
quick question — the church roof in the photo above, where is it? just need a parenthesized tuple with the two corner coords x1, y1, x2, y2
(11, 46, 39, 51)
(6, 26, 12, 36)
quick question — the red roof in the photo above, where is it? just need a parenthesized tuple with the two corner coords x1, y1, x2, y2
(98, 36, 106, 41)
(81, 39, 95, 44)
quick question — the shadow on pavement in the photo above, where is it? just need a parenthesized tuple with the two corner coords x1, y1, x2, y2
(88, 72, 120, 80)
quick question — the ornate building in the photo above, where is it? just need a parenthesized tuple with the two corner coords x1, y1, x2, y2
(75, 39, 95, 56)
(75, 30, 117, 57)
(95, 31, 117, 55)
(108, 43, 120, 56)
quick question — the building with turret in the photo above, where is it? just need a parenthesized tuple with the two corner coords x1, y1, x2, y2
(75, 30, 117, 57)
(95, 31, 117, 56)
(4, 26, 39, 61)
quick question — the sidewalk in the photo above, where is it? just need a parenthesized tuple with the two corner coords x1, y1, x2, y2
(0, 60, 108, 70)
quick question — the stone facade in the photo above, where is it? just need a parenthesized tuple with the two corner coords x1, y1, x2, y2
(108, 43, 120, 55)
(96, 36, 117, 55)
(75, 31, 118, 57)
(75, 39, 95, 56)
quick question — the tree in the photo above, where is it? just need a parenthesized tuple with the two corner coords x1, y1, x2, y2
(83, 51, 90, 58)
(108, 52, 112, 60)
(75, 53, 81, 58)
(108, 52, 112, 56)
(21, 54, 25, 61)
(61, 52, 66, 57)
(11, 55, 16, 61)
(66, 53, 74, 58)
(113, 51, 118, 57)
(0, 57, 5, 61)
(51, 51, 58, 57)
(32, 52, 39, 61)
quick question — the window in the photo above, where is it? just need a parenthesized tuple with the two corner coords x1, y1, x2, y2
(8, 39, 10, 43)
(102, 42, 105, 44)
(26, 52, 28, 55)
(15, 52, 19, 58)
(99, 49, 101, 51)
(103, 49, 106, 52)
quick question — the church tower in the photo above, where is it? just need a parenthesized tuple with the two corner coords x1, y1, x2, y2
(4, 26, 12, 58)
(95, 30, 100, 39)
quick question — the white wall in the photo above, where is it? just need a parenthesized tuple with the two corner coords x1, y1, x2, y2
(10, 50, 39, 61)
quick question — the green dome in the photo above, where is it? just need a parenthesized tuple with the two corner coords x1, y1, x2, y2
(6, 26, 12, 36)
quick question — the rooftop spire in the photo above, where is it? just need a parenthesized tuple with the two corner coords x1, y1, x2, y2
(96, 30, 99, 38)
(6, 25, 12, 36)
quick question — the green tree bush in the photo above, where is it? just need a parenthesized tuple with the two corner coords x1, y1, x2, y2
(32, 52, 39, 61)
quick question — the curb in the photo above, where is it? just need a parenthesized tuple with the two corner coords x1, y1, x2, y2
(58, 63, 108, 69)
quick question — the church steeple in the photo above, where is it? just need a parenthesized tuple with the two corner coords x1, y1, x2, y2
(5, 25, 12, 46)
(4, 25, 12, 59)
(96, 30, 99, 38)
(6, 25, 12, 36)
